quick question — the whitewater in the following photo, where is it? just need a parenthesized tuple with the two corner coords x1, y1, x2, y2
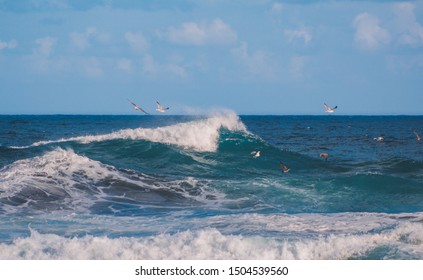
(1, 113, 422, 259)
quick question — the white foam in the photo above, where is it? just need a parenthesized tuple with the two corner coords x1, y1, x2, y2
(0, 148, 230, 211)
(17, 112, 248, 152)
(1, 219, 422, 259)
(0, 148, 119, 212)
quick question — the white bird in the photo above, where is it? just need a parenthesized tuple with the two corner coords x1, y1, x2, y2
(324, 103, 338, 113)
(128, 99, 149, 115)
(251, 151, 261, 158)
(279, 161, 290, 173)
(374, 136, 384, 142)
(156, 101, 170, 113)
(414, 131, 421, 141)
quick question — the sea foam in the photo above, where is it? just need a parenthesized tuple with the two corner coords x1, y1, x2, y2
(0, 148, 229, 212)
(19, 112, 248, 152)
(1, 221, 422, 260)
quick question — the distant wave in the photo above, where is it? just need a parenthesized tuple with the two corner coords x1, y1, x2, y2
(12, 112, 248, 152)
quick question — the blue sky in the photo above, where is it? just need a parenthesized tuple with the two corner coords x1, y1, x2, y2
(0, 0, 422, 115)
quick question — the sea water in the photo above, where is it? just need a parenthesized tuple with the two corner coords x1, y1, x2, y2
(0, 113, 422, 259)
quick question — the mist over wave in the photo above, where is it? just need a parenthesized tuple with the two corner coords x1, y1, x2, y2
(19, 112, 248, 152)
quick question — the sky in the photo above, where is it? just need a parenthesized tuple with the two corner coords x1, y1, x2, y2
(0, 0, 423, 115)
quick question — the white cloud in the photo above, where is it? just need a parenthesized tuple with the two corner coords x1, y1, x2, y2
(0, 39, 17, 50)
(34, 37, 57, 57)
(142, 54, 187, 78)
(69, 27, 110, 51)
(271, 2, 283, 14)
(284, 27, 312, 45)
(125, 32, 149, 53)
(164, 18, 237, 46)
(28, 37, 58, 72)
(353, 13, 391, 50)
(231, 41, 274, 78)
(117, 58, 133, 73)
(394, 3, 423, 47)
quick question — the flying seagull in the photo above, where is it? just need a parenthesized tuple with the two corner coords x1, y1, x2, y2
(414, 131, 421, 141)
(324, 103, 338, 113)
(128, 99, 149, 115)
(320, 153, 328, 161)
(156, 101, 170, 113)
(279, 161, 290, 173)
(251, 151, 261, 158)
(373, 136, 384, 142)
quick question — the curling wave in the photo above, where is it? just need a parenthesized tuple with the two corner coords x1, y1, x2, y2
(15, 112, 248, 152)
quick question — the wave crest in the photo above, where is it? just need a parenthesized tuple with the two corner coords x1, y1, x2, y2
(25, 112, 248, 152)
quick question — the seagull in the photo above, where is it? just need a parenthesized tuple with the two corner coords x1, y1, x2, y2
(156, 101, 170, 113)
(373, 136, 384, 142)
(251, 151, 261, 158)
(128, 99, 149, 114)
(414, 131, 421, 141)
(324, 103, 338, 113)
(279, 161, 290, 173)
(320, 153, 328, 161)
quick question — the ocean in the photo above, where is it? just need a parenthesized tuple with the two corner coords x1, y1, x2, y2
(0, 112, 422, 259)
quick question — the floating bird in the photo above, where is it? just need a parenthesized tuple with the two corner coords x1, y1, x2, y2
(414, 131, 421, 141)
(320, 153, 328, 161)
(324, 103, 338, 113)
(156, 101, 170, 113)
(373, 136, 384, 142)
(128, 99, 149, 115)
(279, 161, 290, 173)
(251, 151, 261, 158)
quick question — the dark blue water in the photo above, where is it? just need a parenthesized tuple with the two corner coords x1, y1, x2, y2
(0, 113, 422, 259)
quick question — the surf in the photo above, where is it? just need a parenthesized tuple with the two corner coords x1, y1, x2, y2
(0, 148, 237, 214)
(12, 112, 248, 152)
(1, 212, 422, 259)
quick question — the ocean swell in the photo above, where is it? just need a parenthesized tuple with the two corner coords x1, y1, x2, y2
(16, 112, 248, 152)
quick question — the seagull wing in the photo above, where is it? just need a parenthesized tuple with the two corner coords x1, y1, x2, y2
(324, 103, 330, 111)
(128, 99, 149, 114)
(279, 161, 289, 172)
(156, 101, 163, 110)
(137, 106, 149, 115)
(128, 99, 137, 107)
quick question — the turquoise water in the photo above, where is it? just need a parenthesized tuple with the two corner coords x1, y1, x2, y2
(0, 113, 422, 259)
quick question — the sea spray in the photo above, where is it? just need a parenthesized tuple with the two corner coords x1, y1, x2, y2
(14, 111, 248, 152)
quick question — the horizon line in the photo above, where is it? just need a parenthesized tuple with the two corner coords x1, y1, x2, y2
(1, 113, 423, 117)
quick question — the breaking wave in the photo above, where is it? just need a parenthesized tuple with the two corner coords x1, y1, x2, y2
(1, 220, 422, 259)
(14, 112, 248, 152)
(0, 148, 230, 214)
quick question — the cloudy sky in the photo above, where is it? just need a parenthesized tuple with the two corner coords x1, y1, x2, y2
(1, 0, 422, 114)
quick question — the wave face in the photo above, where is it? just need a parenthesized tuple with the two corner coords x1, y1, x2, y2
(18, 112, 248, 152)
(1, 114, 423, 259)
